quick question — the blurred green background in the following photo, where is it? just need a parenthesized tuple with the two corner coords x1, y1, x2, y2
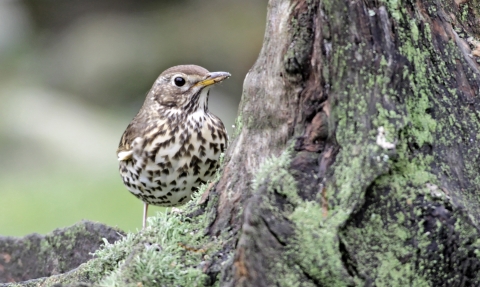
(0, 0, 267, 236)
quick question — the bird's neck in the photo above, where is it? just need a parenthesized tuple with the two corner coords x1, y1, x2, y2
(149, 106, 210, 128)
(145, 88, 211, 127)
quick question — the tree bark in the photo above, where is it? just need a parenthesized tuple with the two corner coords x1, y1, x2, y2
(203, 0, 480, 286)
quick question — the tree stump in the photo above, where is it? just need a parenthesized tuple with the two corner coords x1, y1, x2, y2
(210, 0, 480, 286)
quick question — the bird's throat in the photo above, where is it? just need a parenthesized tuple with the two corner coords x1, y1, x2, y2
(183, 88, 210, 114)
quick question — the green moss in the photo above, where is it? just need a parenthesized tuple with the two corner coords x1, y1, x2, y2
(249, 146, 352, 286)
(288, 202, 351, 286)
(80, 206, 219, 287)
(97, 212, 212, 286)
(78, 161, 227, 287)
(252, 148, 299, 204)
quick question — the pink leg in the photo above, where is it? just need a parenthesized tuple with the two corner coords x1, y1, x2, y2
(143, 203, 149, 229)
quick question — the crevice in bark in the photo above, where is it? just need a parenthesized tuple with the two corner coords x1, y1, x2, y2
(338, 238, 360, 283)
(260, 211, 288, 247)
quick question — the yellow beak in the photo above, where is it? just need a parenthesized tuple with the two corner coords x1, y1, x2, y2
(196, 71, 231, 87)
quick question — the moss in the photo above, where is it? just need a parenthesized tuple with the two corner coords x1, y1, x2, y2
(96, 212, 212, 286)
(79, 207, 218, 286)
(73, 159, 229, 287)
(25, 157, 222, 287)
(250, 146, 352, 286)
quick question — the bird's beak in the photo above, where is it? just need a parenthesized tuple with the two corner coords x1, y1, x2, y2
(196, 71, 231, 87)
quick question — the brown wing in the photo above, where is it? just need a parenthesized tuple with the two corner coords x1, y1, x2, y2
(117, 112, 150, 161)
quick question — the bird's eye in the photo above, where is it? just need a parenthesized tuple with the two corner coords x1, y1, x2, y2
(174, 77, 186, 87)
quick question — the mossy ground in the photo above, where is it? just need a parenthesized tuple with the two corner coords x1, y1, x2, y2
(79, 165, 226, 287)
(3, 185, 224, 287)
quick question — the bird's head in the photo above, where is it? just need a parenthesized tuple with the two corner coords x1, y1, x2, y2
(146, 65, 230, 114)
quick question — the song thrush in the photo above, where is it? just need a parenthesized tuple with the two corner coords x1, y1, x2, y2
(117, 65, 229, 228)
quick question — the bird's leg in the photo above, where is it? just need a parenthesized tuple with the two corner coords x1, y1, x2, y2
(143, 203, 149, 229)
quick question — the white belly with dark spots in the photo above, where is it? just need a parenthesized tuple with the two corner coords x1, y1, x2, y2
(119, 116, 226, 206)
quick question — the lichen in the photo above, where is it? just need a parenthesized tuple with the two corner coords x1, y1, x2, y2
(79, 162, 227, 287)
(250, 146, 352, 286)
(93, 211, 210, 286)
(1, 222, 124, 287)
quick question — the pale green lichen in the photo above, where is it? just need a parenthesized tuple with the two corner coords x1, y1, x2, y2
(251, 146, 352, 286)
(95, 211, 210, 286)
(461, 4, 469, 22)
(82, 203, 222, 287)
(248, 0, 480, 285)
(288, 202, 350, 286)
(252, 147, 299, 204)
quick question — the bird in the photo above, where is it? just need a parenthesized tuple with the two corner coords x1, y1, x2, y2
(117, 65, 230, 229)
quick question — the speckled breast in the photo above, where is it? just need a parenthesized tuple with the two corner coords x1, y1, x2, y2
(119, 114, 227, 206)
